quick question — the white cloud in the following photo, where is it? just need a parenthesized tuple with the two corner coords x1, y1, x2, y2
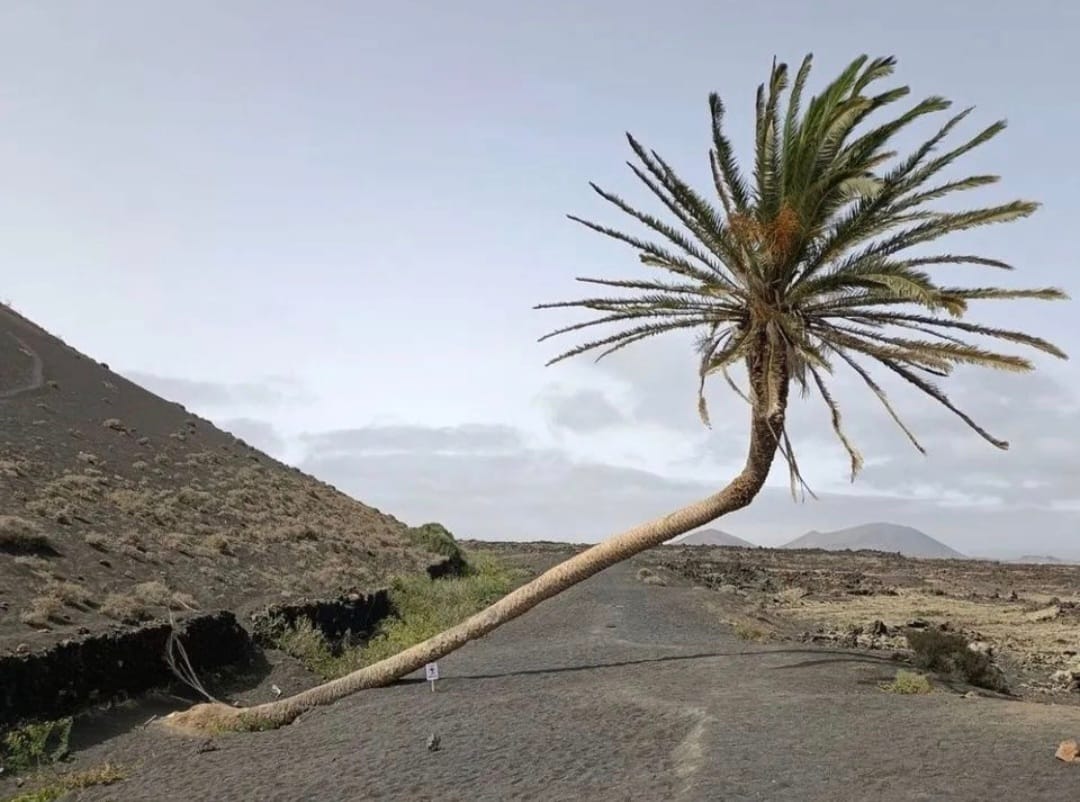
(293, 420, 1080, 560)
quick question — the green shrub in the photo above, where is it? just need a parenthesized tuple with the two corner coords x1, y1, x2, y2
(403, 523, 464, 562)
(271, 619, 343, 680)
(881, 669, 932, 694)
(272, 552, 523, 679)
(905, 627, 1009, 692)
(0, 718, 72, 774)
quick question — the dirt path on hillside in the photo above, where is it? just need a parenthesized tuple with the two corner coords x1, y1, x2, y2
(0, 333, 44, 399)
(24, 561, 1080, 802)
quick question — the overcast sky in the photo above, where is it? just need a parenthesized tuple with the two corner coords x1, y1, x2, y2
(2, 1, 1077, 558)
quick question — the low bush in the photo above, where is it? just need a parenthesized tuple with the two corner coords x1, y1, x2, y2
(881, 669, 932, 695)
(403, 523, 464, 563)
(99, 593, 150, 624)
(905, 627, 1009, 692)
(19, 597, 65, 628)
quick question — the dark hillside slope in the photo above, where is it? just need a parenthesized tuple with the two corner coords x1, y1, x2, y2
(0, 303, 432, 655)
(782, 522, 964, 559)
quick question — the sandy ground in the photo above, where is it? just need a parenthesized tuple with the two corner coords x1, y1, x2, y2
(641, 544, 1080, 694)
(22, 556, 1080, 802)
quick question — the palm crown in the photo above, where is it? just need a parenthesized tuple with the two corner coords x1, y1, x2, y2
(538, 54, 1067, 490)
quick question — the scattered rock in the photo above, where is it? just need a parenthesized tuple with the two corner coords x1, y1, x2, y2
(968, 640, 994, 657)
(102, 418, 125, 432)
(1055, 739, 1079, 763)
(1050, 669, 1080, 692)
(195, 739, 218, 754)
(427, 733, 441, 752)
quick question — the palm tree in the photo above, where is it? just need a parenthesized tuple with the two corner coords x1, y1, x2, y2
(164, 54, 1066, 734)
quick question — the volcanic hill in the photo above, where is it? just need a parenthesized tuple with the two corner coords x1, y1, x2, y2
(781, 522, 965, 559)
(0, 303, 436, 656)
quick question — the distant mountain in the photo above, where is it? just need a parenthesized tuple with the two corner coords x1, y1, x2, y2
(1012, 555, 1071, 565)
(675, 528, 757, 548)
(781, 522, 964, 559)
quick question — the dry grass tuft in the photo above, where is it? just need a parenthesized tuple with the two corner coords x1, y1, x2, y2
(84, 532, 108, 551)
(132, 580, 173, 606)
(44, 580, 93, 608)
(13, 555, 51, 573)
(636, 567, 667, 586)
(0, 515, 56, 556)
(20, 596, 65, 628)
(99, 593, 150, 624)
(881, 669, 932, 695)
(100, 581, 200, 623)
(732, 620, 768, 641)
(206, 534, 235, 556)
(7, 762, 127, 802)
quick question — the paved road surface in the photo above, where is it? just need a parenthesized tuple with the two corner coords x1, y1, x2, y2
(64, 561, 1080, 801)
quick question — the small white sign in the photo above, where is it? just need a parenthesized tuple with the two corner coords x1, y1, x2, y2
(425, 662, 440, 682)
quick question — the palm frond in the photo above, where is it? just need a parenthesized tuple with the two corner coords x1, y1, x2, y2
(808, 363, 864, 480)
(539, 53, 1066, 494)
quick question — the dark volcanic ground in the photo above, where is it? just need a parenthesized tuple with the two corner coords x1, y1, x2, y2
(23, 554, 1080, 802)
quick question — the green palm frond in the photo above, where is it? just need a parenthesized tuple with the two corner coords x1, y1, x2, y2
(538, 53, 1068, 493)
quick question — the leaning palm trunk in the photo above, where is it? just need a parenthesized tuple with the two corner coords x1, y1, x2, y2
(163, 359, 788, 735)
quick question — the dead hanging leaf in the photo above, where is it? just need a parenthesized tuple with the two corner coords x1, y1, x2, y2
(1055, 739, 1079, 762)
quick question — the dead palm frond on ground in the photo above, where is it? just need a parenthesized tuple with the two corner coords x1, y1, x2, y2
(163, 53, 1066, 734)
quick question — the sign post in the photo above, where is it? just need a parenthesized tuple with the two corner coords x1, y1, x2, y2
(425, 661, 440, 692)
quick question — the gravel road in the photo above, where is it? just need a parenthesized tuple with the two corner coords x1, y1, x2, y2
(54, 560, 1080, 801)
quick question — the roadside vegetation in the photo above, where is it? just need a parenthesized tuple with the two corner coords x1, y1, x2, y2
(906, 627, 1010, 693)
(272, 547, 526, 680)
(881, 669, 933, 695)
(0, 718, 71, 774)
(4, 763, 127, 802)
